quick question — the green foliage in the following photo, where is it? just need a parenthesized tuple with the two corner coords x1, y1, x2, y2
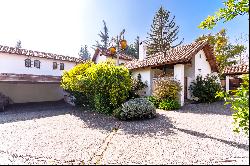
(113, 98, 156, 121)
(199, 0, 249, 29)
(189, 74, 222, 103)
(159, 98, 180, 110)
(147, 96, 161, 108)
(146, 6, 184, 56)
(153, 79, 182, 100)
(196, 29, 246, 77)
(93, 20, 110, 50)
(125, 36, 139, 59)
(79, 45, 91, 60)
(16, 40, 22, 49)
(61, 60, 131, 114)
(216, 74, 249, 135)
(128, 74, 148, 99)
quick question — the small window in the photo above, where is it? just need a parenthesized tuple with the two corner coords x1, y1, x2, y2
(60, 63, 64, 70)
(25, 58, 31, 67)
(200, 54, 201, 58)
(34, 60, 41, 69)
(53, 62, 57, 69)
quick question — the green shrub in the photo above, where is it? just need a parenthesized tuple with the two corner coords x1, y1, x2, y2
(189, 74, 222, 103)
(147, 96, 160, 108)
(159, 98, 180, 110)
(113, 98, 157, 121)
(153, 79, 182, 100)
(61, 60, 131, 114)
(216, 74, 249, 135)
(61, 61, 93, 107)
(128, 74, 147, 99)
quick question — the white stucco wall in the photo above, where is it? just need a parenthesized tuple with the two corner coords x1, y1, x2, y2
(0, 53, 77, 76)
(194, 50, 212, 78)
(174, 64, 185, 106)
(95, 54, 107, 64)
(95, 54, 130, 65)
(0, 83, 65, 103)
(132, 68, 152, 96)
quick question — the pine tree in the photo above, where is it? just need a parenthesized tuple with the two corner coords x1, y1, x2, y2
(124, 36, 139, 59)
(79, 45, 91, 60)
(93, 20, 109, 51)
(146, 6, 183, 56)
(16, 40, 22, 49)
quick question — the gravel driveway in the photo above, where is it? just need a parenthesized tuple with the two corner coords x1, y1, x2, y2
(0, 101, 249, 165)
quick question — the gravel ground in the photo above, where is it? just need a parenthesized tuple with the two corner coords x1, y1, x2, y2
(0, 101, 249, 165)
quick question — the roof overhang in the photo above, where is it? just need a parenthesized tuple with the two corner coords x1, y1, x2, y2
(0, 73, 61, 84)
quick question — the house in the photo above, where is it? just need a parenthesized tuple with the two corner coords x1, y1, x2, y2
(92, 48, 136, 65)
(124, 40, 219, 106)
(223, 64, 249, 91)
(0, 45, 85, 104)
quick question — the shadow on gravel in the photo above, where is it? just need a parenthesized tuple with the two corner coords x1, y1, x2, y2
(72, 109, 176, 137)
(174, 127, 249, 151)
(177, 101, 233, 116)
(0, 100, 74, 124)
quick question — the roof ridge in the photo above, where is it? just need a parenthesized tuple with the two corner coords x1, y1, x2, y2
(0, 44, 85, 63)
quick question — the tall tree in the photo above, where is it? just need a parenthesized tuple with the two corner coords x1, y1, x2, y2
(125, 36, 140, 59)
(199, 0, 249, 29)
(79, 45, 91, 60)
(146, 6, 184, 56)
(16, 40, 22, 49)
(93, 20, 109, 50)
(196, 29, 246, 76)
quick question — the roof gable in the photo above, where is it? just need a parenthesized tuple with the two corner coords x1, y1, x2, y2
(92, 48, 136, 62)
(124, 40, 218, 72)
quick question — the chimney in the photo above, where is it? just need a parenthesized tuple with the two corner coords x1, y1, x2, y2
(139, 41, 147, 61)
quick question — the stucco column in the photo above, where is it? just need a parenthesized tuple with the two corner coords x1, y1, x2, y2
(226, 75, 230, 91)
(174, 64, 185, 106)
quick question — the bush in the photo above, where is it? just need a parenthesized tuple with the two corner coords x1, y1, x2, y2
(216, 74, 249, 135)
(153, 79, 182, 100)
(189, 74, 222, 103)
(128, 74, 147, 99)
(159, 98, 180, 110)
(147, 96, 160, 108)
(61, 61, 94, 107)
(61, 60, 132, 114)
(113, 98, 157, 121)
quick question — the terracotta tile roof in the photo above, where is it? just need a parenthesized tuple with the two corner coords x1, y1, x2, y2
(223, 64, 249, 75)
(124, 40, 218, 72)
(0, 45, 85, 63)
(92, 48, 136, 62)
(0, 73, 61, 83)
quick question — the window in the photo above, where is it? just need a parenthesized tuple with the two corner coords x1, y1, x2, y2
(53, 62, 57, 69)
(60, 63, 64, 70)
(34, 60, 41, 69)
(25, 58, 31, 67)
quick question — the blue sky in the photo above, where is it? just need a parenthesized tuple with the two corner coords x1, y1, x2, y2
(0, 0, 248, 57)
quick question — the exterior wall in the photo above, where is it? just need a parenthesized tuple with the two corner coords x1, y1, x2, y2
(184, 57, 195, 100)
(95, 54, 107, 64)
(139, 42, 147, 61)
(0, 53, 76, 76)
(106, 57, 129, 65)
(174, 64, 185, 106)
(95, 54, 130, 65)
(194, 50, 212, 78)
(0, 83, 65, 103)
(131, 68, 152, 96)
